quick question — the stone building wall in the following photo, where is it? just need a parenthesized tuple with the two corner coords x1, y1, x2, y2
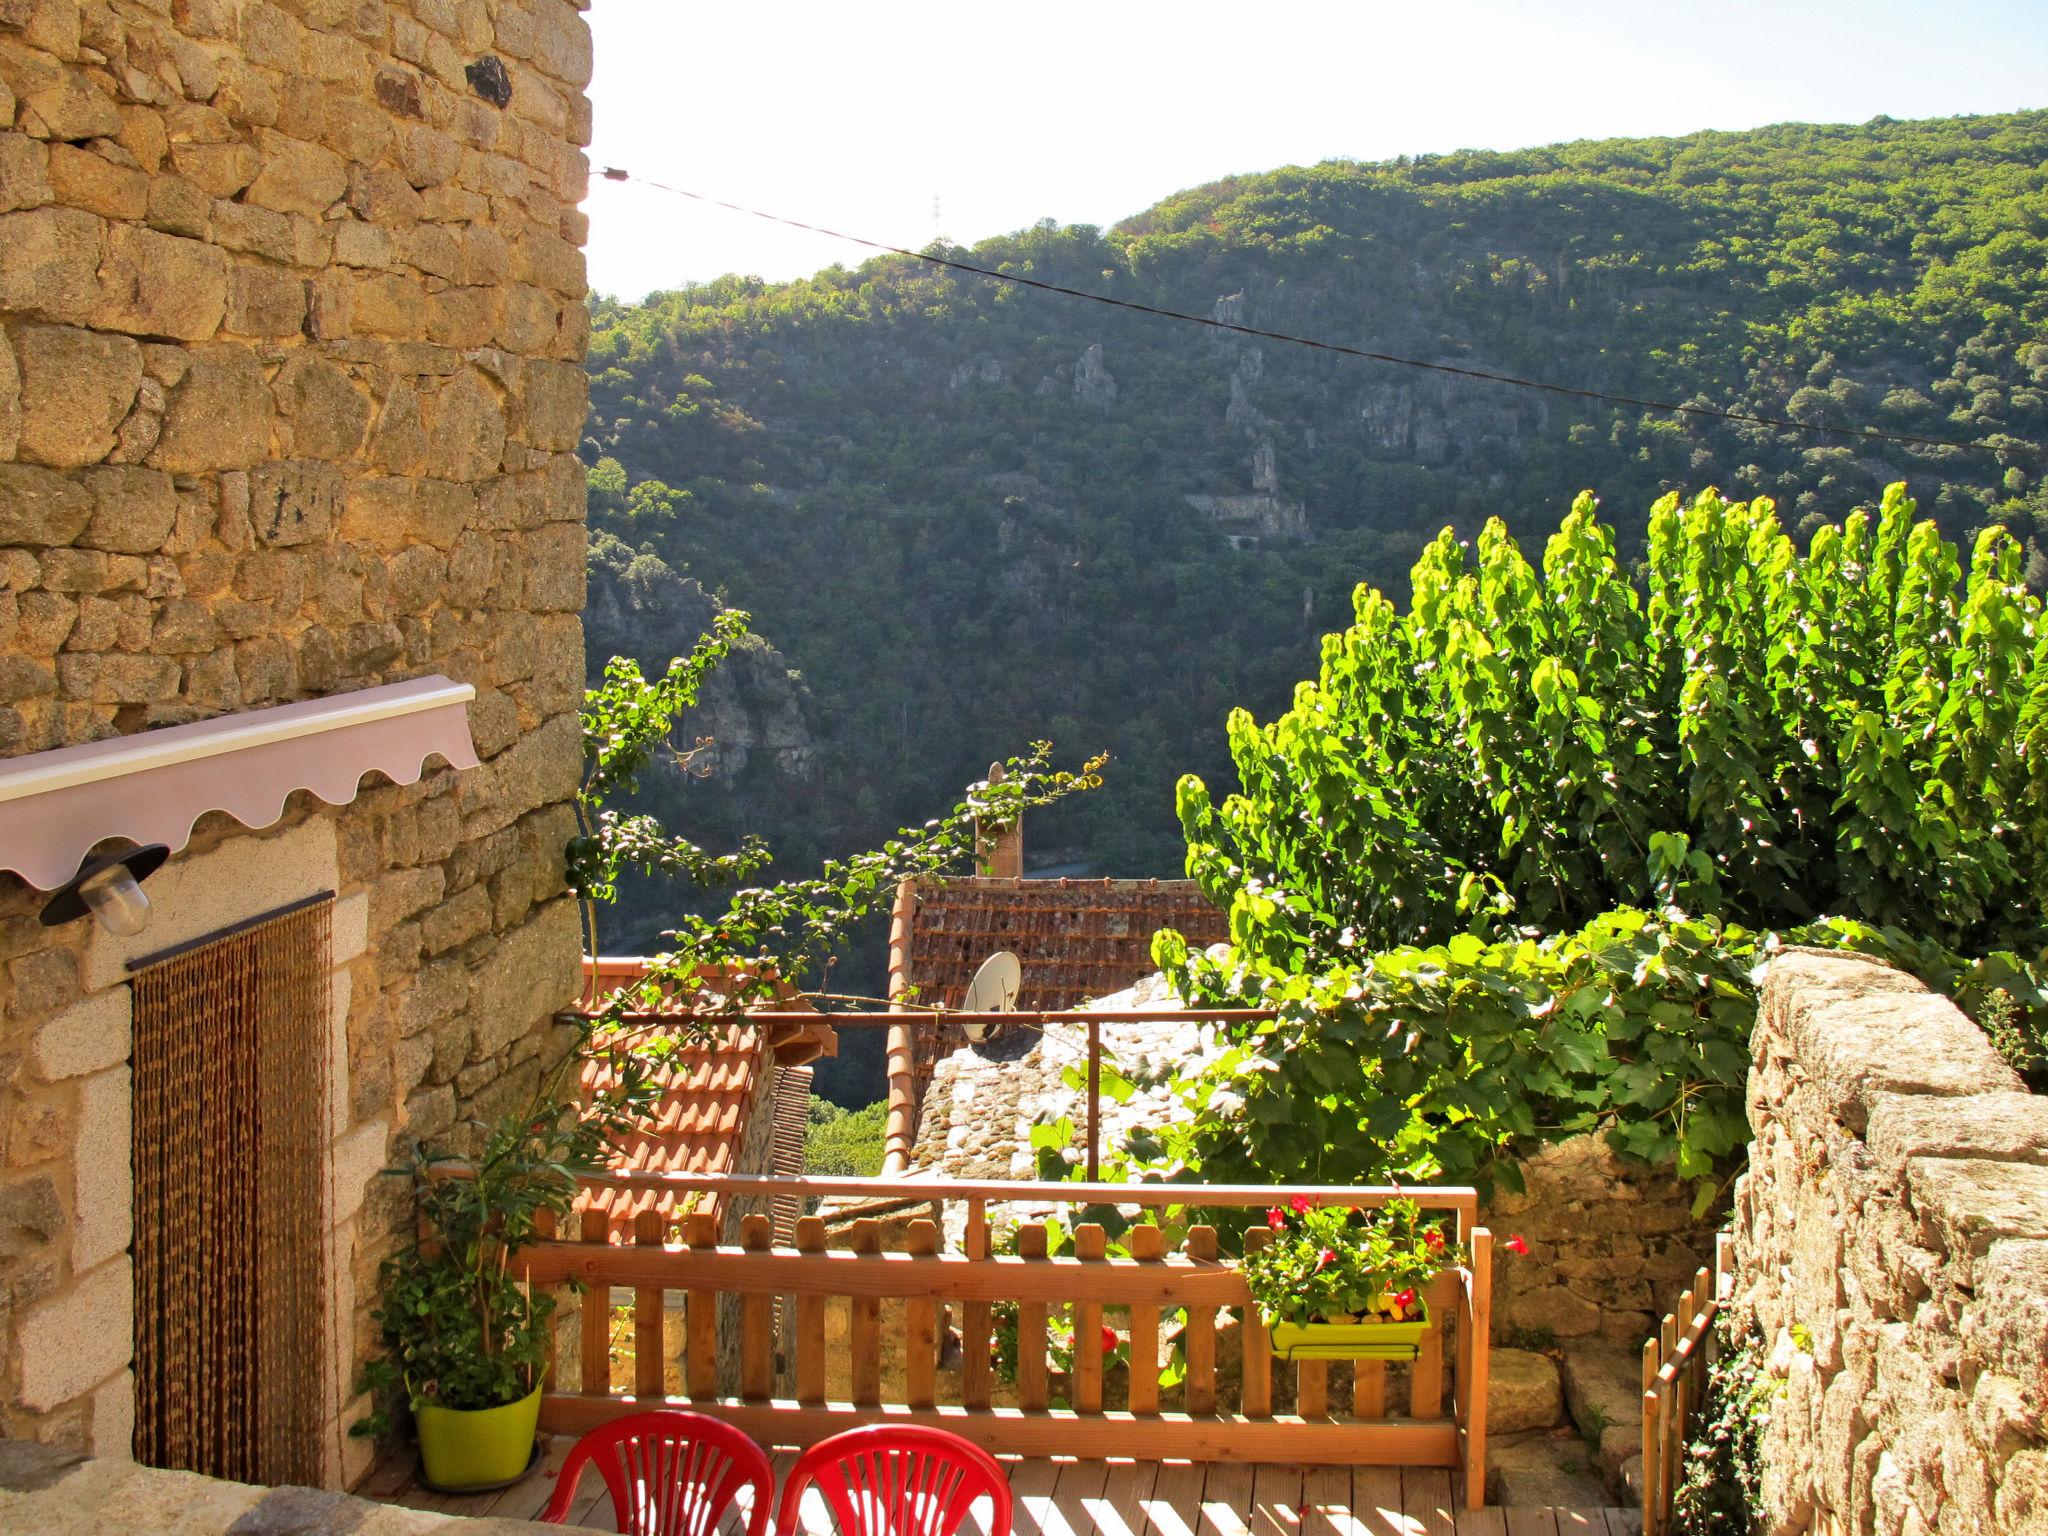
(1734, 949, 2048, 1536)
(0, 0, 594, 1489)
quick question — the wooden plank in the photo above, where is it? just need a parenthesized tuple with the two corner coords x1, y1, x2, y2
(1184, 1227, 1218, 1415)
(1451, 1512, 1506, 1536)
(1201, 1462, 1256, 1536)
(473, 1435, 570, 1520)
(739, 1214, 774, 1401)
(1503, 1513, 1559, 1536)
(1304, 1465, 1362, 1536)
(906, 1218, 940, 1409)
(1298, 1360, 1328, 1418)
(1100, 1460, 1162, 1536)
(633, 1210, 666, 1398)
(1127, 1225, 1165, 1415)
(1353, 1361, 1387, 1421)
(964, 1200, 994, 1410)
(515, 1241, 1260, 1304)
(1639, 1339, 1660, 1536)
(1554, 1513, 1605, 1536)
(1241, 1229, 1272, 1420)
(578, 1208, 609, 1396)
(1249, 1463, 1303, 1536)
(849, 1218, 882, 1407)
(1462, 1231, 1492, 1512)
(685, 1211, 718, 1398)
(1400, 1468, 1454, 1536)
(511, 1169, 1479, 1218)
(1017, 1224, 1050, 1412)
(535, 1394, 1464, 1465)
(1011, 1458, 1063, 1536)
(1055, 1457, 1112, 1536)
(793, 1216, 826, 1406)
(1351, 1468, 1406, 1536)
(1074, 1223, 1107, 1414)
(1409, 1274, 1451, 1421)
(533, 1209, 559, 1391)
(1604, 1512, 1643, 1536)
(1149, 1461, 1207, 1536)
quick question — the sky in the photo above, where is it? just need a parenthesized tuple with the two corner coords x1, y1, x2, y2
(581, 1, 2048, 304)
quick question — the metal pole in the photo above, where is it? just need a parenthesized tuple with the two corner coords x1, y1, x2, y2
(1087, 1018, 1101, 1181)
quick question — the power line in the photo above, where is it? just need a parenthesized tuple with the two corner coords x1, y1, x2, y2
(596, 166, 2043, 464)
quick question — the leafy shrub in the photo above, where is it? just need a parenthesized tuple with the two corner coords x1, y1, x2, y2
(1174, 484, 2047, 956)
(1671, 1320, 1776, 1536)
(804, 1096, 888, 1177)
(1156, 906, 1761, 1206)
(1155, 486, 2048, 1201)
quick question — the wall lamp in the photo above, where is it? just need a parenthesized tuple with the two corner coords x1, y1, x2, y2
(39, 844, 169, 937)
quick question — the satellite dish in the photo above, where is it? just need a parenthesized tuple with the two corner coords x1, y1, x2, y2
(959, 950, 1020, 1043)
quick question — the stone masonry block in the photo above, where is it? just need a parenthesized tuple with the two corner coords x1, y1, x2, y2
(17, 1256, 132, 1413)
(1907, 1157, 2048, 1259)
(31, 989, 129, 1082)
(1868, 1091, 2048, 1176)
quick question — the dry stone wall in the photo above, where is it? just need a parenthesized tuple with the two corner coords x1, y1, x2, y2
(1734, 949, 2048, 1536)
(0, 0, 594, 1486)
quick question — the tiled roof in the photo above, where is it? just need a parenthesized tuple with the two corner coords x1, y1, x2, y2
(890, 876, 1227, 1010)
(571, 958, 828, 1242)
(886, 877, 1229, 1117)
(577, 1024, 765, 1241)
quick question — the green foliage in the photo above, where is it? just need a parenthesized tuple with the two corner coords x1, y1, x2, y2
(1154, 485, 2048, 1207)
(570, 606, 1103, 1041)
(583, 112, 2048, 902)
(1670, 1320, 1776, 1536)
(1241, 1197, 1462, 1328)
(1156, 906, 1761, 1209)
(353, 1090, 642, 1430)
(1175, 483, 2047, 955)
(803, 1096, 887, 1177)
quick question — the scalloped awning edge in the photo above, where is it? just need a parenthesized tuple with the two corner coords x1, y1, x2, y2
(0, 676, 480, 890)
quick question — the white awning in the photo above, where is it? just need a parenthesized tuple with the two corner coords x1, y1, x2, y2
(0, 676, 480, 890)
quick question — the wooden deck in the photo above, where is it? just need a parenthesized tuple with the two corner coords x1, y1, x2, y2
(363, 1437, 1639, 1536)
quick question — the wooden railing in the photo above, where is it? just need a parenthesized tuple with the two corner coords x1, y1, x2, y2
(510, 1173, 1494, 1508)
(1641, 1232, 1734, 1536)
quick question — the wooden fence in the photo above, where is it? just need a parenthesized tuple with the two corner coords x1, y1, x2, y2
(1640, 1232, 1735, 1536)
(509, 1173, 1495, 1509)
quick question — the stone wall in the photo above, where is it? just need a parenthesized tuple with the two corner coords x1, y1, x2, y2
(0, 0, 594, 1488)
(1734, 949, 2048, 1536)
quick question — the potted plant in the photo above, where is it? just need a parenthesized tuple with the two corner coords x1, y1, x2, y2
(353, 1093, 627, 1491)
(1242, 1195, 1466, 1361)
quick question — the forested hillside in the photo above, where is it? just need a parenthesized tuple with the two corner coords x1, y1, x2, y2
(581, 110, 2048, 932)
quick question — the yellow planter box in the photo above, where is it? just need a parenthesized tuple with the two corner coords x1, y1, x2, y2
(1268, 1303, 1430, 1361)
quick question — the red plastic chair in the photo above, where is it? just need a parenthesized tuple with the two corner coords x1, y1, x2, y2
(775, 1426, 1012, 1536)
(539, 1410, 775, 1536)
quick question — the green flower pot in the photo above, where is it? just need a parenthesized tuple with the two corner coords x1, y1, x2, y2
(1268, 1302, 1431, 1361)
(415, 1381, 543, 1492)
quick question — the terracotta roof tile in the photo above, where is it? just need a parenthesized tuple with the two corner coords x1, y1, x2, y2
(893, 876, 1227, 1010)
(571, 959, 771, 1241)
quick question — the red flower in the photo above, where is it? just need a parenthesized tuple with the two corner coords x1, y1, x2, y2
(1100, 1325, 1119, 1354)
(1424, 1229, 1445, 1252)
(1266, 1207, 1288, 1229)
(1289, 1194, 1314, 1214)
(1394, 1287, 1417, 1309)
(1317, 1247, 1337, 1270)
(1504, 1234, 1529, 1256)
